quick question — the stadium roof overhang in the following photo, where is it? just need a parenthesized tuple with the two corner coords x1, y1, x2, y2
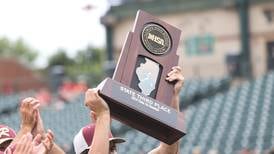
(101, 0, 273, 26)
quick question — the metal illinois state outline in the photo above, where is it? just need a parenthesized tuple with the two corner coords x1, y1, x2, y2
(136, 58, 160, 96)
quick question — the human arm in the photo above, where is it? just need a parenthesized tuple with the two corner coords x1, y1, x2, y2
(10, 98, 39, 146)
(46, 143, 65, 154)
(84, 89, 110, 154)
(148, 66, 184, 154)
(33, 124, 64, 154)
(32, 101, 65, 154)
(33, 131, 64, 154)
(33, 130, 54, 154)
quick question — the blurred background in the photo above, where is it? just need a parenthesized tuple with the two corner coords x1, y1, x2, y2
(1, 0, 274, 153)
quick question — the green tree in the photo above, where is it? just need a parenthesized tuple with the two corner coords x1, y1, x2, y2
(48, 49, 74, 66)
(75, 46, 103, 65)
(67, 46, 105, 86)
(47, 46, 105, 86)
(0, 37, 38, 64)
(0, 37, 10, 55)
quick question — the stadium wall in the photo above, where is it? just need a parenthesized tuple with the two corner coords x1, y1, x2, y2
(105, 1, 274, 79)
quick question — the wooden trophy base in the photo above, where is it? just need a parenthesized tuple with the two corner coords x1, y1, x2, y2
(97, 78, 185, 145)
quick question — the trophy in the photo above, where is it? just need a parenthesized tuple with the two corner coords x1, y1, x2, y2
(97, 10, 185, 144)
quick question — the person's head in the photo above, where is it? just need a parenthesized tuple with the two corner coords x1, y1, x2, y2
(73, 124, 125, 154)
(269, 148, 274, 154)
(0, 125, 16, 152)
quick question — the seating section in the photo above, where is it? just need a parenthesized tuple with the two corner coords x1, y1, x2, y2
(118, 72, 274, 154)
(1, 74, 274, 153)
(0, 91, 34, 114)
(179, 77, 230, 109)
(40, 95, 90, 148)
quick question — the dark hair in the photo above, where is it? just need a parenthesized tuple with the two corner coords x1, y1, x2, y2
(269, 148, 274, 154)
(80, 149, 89, 154)
(79, 144, 117, 154)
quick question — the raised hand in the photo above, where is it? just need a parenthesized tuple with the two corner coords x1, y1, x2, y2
(32, 130, 54, 154)
(84, 88, 109, 116)
(166, 66, 184, 95)
(32, 110, 45, 139)
(42, 129, 54, 152)
(20, 97, 40, 130)
(12, 133, 33, 154)
(7, 131, 54, 154)
(149, 66, 184, 154)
